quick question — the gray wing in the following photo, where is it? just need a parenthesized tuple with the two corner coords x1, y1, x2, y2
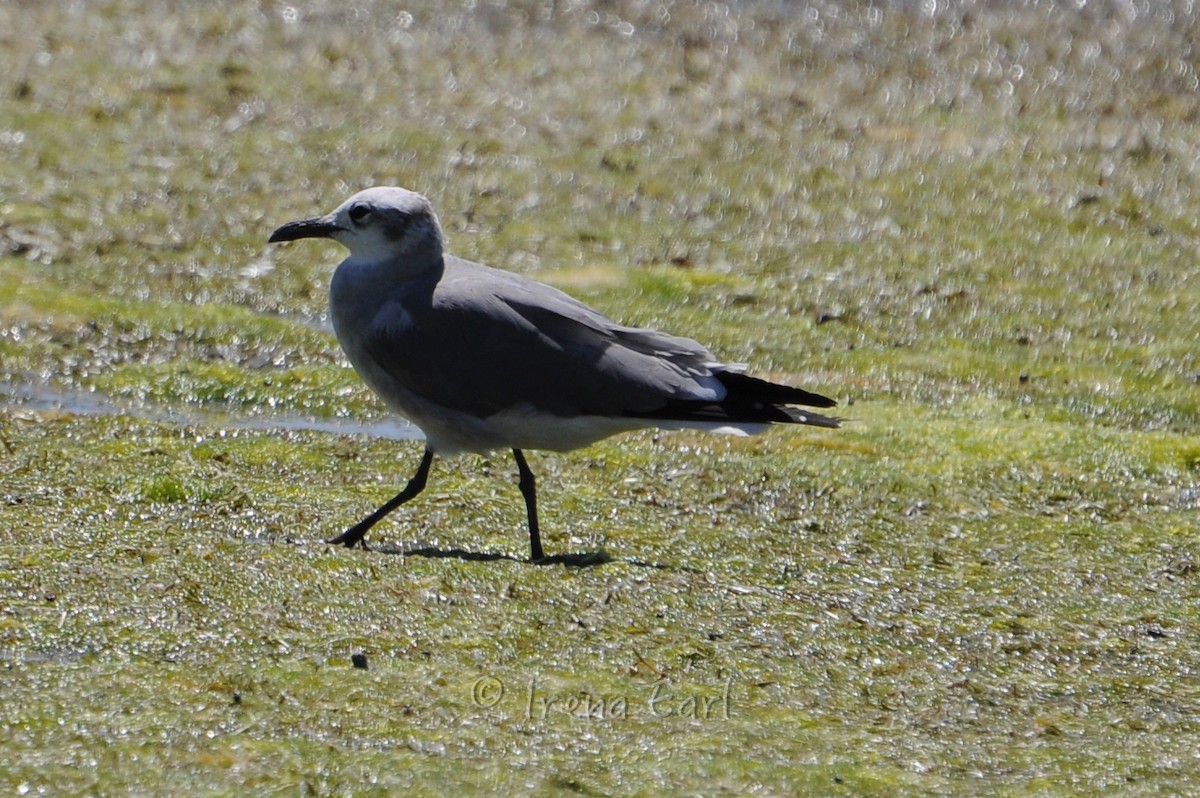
(362, 258, 725, 419)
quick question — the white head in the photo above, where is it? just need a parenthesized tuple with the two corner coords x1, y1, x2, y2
(269, 186, 446, 267)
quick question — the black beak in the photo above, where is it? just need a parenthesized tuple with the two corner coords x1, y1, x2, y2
(268, 216, 343, 243)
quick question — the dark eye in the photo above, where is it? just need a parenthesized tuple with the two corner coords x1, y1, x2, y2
(348, 204, 371, 223)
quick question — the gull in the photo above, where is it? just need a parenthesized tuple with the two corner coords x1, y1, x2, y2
(268, 187, 839, 561)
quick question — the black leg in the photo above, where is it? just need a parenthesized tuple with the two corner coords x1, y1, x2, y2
(328, 446, 435, 548)
(512, 449, 545, 561)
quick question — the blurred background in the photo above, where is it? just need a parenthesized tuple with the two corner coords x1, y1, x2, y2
(2, 2, 1199, 795)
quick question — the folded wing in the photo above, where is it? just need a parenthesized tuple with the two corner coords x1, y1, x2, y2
(363, 257, 837, 428)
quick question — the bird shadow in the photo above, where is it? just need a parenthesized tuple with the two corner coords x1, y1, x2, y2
(353, 541, 686, 570)
(262, 534, 694, 572)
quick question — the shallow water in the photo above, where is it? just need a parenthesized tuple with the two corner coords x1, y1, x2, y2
(0, 378, 421, 441)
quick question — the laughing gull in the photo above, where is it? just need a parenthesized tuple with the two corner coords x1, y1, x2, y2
(268, 187, 838, 561)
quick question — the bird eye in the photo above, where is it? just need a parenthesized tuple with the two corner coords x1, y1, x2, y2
(348, 204, 371, 224)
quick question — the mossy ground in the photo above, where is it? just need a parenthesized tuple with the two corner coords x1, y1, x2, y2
(2, 1, 1199, 795)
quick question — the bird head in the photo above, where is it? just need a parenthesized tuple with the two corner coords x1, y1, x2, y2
(269, 186, 445, 266)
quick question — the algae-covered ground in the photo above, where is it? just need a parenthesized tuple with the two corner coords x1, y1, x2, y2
(2, 1, 1199, 794)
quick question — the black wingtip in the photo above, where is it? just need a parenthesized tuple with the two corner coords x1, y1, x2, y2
(630, 371, 841, 429)
(716, 371, 837, 409)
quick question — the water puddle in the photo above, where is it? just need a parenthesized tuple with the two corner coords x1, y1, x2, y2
(0, 378, 421, 441)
